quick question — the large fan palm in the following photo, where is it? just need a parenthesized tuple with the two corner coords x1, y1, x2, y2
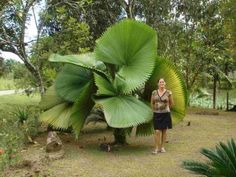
(182, 139, 236, 177)
(40, 19, 187, 138)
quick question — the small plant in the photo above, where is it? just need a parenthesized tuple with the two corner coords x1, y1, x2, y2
(13, 107, 29, 124)
(182, 139, 236, 177)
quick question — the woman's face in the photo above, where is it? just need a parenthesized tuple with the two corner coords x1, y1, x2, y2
(158, 79, 165, 89)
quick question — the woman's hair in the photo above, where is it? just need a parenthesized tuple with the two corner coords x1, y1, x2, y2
(158, 78, 165, 82)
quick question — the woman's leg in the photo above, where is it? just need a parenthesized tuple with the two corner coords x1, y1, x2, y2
(161, 129, 167, 149)
(154, 129, 162, 150)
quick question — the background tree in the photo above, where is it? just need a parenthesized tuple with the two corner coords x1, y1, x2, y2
(0, 0, 45, 95)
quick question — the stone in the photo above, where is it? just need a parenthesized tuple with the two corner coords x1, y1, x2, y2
(46, 131, 63, 153)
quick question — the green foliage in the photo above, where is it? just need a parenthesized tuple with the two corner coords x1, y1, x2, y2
(189, 88, 236, 110)
(40, 103, 74, 130)
(30, 15, 93, 88)
(0, 103, 40, 172)
(0, 77, 16, 90)
(94, 20, 157, 94)
(13, 107, 29, 124)
(182, 139, 236, 177)
(55, 64, 94, 102)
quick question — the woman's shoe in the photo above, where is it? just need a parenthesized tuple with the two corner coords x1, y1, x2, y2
(160, 147, 166, 153)
(152, 149, 160, 154)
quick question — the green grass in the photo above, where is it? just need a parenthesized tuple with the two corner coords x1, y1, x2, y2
(0, 94, 40, 174)
(0, 78, 16, 90)
(0, 94, 40, 106)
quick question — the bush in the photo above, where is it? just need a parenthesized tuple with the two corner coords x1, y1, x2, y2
(0, 105, 41, 172)
(182, 139, 236, 177)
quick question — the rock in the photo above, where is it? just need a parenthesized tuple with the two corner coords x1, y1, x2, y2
(45, 149, 65, 160)
(99, 143, 111, 152)
(15, 159, 33, 169)
(187, 121, 191, 126)
(46, 131, 63, 153)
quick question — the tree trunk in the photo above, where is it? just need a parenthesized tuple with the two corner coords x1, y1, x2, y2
(213, 76, 217, 109)
(24, 60, 45, 96)
(226, 91, 229, 111)
(0, 57, 3, 76)
(123, 0, 135, 19)
(113, 128, 127, 145)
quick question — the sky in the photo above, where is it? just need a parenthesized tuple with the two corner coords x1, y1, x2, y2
(0, 3, 41, 63)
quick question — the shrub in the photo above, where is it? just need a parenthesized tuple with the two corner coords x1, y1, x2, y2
(182, 139, 236, 177)
(0, 105, 41, 172)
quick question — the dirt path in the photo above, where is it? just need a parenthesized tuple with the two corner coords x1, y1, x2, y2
(0, 89, 24, 96)
(4, 111, 236, 177)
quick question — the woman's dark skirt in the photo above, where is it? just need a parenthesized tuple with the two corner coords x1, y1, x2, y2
(153, 112, 172, 130)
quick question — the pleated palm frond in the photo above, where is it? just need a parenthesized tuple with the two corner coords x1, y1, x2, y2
(55, 64, 95, 102)
(70, 82, 95, 138)
(143, 57, 187, 125)
(182, 139, 236, 177)
(39, 64, 96, 136)
(94, 95, 152, 128)
(39, 84, 64, 111)
(94, 73, 152, 128)
(39, 102, 74, 130)
(49, 52, 108, 79)
(94, 74, 117, 96)
(134, 57, 187, 136)
(94, 19, 157, 94)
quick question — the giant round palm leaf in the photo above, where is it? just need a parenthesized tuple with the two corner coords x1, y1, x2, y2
(143, 57, 187, 125)
(94, 73, 152, 128)
(39, 84, 64, 110)
(134, 57, 187, 136)
(95, 19, 157, 94)
(94, 74, 117, 96)
(49, 53, 108, 78)
(94, 95, 152, 128)
(39, 102, 73, 129)
(70, 83, 95, 138)
(55, 64, 94, 102)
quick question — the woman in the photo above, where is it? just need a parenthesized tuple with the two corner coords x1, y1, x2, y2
(151, 78, 173, 154)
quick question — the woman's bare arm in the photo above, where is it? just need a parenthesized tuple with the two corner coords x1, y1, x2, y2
(169, 94, 174, 108)
(150, 95, 155, 111)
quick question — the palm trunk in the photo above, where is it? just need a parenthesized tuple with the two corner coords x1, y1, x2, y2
(226, 91, 229, 111)
(113, 128, 127, 145)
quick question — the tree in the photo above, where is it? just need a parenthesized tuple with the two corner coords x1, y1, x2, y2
(41, 0, 123, 45)
(39, 20, 187, 144)
(30, 17, 92, 88)
(0, 0, 45, 95)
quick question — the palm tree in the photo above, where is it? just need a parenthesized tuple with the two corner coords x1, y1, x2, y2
(39, 19, 187, 143)
(182, 139, 236, 177)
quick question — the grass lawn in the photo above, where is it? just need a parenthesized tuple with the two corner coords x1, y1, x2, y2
(0, 94, 40, 106)
(2, 107, 236, 177)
